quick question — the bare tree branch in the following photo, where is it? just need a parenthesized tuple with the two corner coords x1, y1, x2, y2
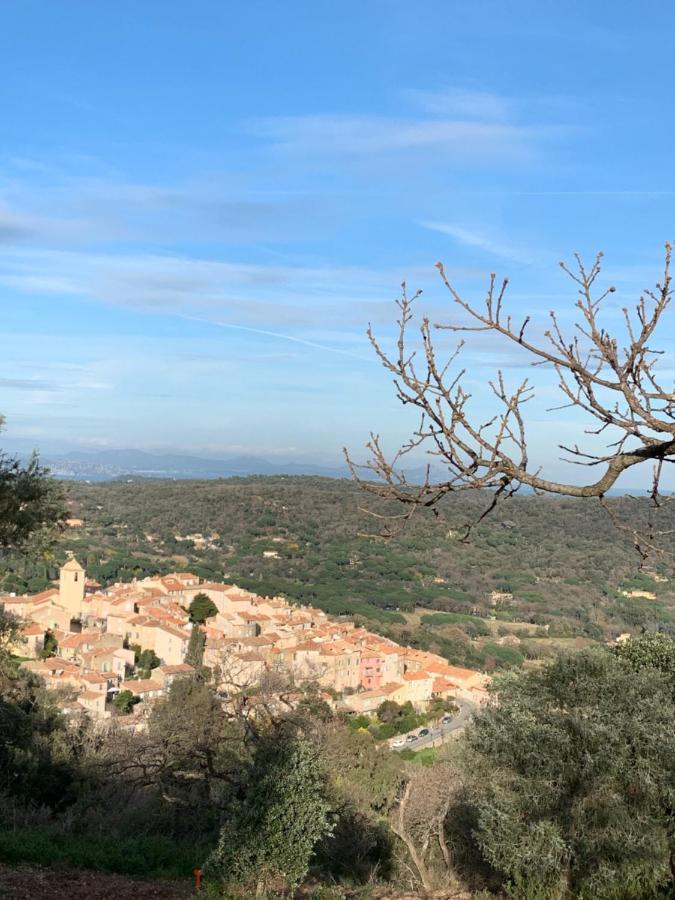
(345, 245, 675, 553)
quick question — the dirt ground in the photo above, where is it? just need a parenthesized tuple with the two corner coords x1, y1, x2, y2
(0, 864, 194, 900)
(0, 865, 477, 899)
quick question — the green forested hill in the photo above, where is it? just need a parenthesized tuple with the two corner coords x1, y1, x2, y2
(3, 476, 674, 661)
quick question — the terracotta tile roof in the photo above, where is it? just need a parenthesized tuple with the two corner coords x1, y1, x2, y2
(372, 644, 400, 656)
(320, 640, 359, 655)
(81, 672, 109, 683)
(79, 690, 105, 701)
(354, 682, 403, 701)
(145, 606, 174, 619)
(205, 626, 225, 639)
(439, 664, 483, 681)
(28, 589, 59, 603)
(403, 670, 434, 681)
(432, 677, 459, 692)
(123, 679, 162, 694)
(25, 658, 78, 672)
(154, 624, 189, 640)
(239, 635, 274, 647)
(293, 641, 321, 653)
(60, 632, 101, 649)
(421, 662, 453, 675)
(84, 646, 117, 658)
(160, 579, 184, 591)
(157, 663, 194, 675)
(361, 648, 384, 659)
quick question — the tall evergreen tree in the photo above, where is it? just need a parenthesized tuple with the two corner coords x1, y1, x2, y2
(185, 624, 205, 668)
(188, 593, 218, 624)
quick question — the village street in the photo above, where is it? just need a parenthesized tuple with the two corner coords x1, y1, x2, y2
(389, 698, 477, 752)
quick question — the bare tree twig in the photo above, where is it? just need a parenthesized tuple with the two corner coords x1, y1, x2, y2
(345, 245, 675, 557)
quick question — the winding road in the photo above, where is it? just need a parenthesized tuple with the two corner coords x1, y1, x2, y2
(388, 698, 476, 752)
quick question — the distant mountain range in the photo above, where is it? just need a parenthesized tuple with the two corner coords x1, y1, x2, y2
(29, 447, 658, 493)
(42, 448, 353, 481)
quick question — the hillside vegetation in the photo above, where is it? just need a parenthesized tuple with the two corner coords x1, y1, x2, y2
(2, 477, 673, 665)
(2, 472, 675, 897)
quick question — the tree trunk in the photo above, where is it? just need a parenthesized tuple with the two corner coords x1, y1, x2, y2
(391, 781, 433, 892)
(438, 825, 452, 872)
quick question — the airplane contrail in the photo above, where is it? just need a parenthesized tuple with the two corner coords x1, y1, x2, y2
(180, 315, 373, 362)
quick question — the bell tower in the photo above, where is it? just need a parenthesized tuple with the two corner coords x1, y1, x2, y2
(59, 556, 85, 618)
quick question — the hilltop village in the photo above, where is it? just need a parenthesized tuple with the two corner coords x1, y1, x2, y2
(2, 556, 489, 722)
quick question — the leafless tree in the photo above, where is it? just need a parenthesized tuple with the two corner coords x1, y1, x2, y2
(96, 678, 248, 801)
(390, 759, 462, 893)
(210, 645, 309, 743)
(345, 245, 675, 558)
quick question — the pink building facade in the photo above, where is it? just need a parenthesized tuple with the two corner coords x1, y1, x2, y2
(360, 651, 384, 690)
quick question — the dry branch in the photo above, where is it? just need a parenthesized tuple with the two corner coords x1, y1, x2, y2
(345, 245, 675, 553)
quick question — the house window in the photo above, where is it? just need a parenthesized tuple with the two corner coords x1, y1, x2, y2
(74, 573, 78, 582)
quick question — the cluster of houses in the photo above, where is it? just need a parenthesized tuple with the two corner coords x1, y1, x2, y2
(1, 557, 489, 722)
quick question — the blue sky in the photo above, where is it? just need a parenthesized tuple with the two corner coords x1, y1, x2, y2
(1, 1, 674, 485)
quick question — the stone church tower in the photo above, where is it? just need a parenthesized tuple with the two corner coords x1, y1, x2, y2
(59, 556, 85, 617)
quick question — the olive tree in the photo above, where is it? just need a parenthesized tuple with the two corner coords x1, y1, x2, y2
(460, 641, 675, 898)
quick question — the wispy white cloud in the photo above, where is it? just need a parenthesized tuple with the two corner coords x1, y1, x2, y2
(0, 245, 390, 300)
(0, 376, 59, 391)
(404, 87, 511, 121)
(0, 164, 355, 250)
(0, 373, 112, 394)
(0, 197, 115, 245)
(418, 220, 536, 265)
(250, 86, 571, 168)
(249, 116, 563, 167)
(0, 245, 420, 342)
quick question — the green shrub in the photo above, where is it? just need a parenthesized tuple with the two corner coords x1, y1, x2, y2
(0, 828, 205, 879)
(481, 643, 524, 668)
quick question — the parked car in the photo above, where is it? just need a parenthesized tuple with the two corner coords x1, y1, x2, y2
(406, 734, 418, 742)
(418, 728, 430, 737)
(441, 715, 453, 725)
(391, 738, 406, 748)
